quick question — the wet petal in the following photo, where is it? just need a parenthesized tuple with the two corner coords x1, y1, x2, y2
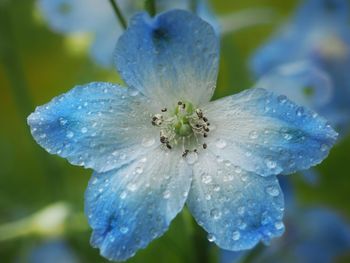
(27, 82, 159, 173)
(203, 88, 337, 176)
(254, 61, 333, 109)
(115, 10, 219, 107)
(187, 151, 284, 250)
(85, 148, 192, 261)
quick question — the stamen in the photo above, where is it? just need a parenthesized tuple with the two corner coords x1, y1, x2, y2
(151, 102, 211, 155)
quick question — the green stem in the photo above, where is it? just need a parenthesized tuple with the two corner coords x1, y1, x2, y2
(108, 0, 127, 29)
(190, 0, 199, 13)
(144, 0, 156, 17)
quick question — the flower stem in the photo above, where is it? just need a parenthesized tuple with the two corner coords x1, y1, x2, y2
(108, 0, 127, 29)
(190, 0, 199, 13)
(144, 0, 156, 17)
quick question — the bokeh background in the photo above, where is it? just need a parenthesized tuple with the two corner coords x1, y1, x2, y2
(1, 0, 350, 262)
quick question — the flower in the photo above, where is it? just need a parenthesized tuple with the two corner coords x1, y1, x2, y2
(38, 0, 217, 67)
(250, 0, 350, 135)
(28, 239, 79, 263)
(28, 10, 337, 261)
(38, 0, 272, 67)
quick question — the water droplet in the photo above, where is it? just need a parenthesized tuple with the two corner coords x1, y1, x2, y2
(266, 185, 279, 196)
(274, 221, 284, 230)
(142, 137, 155, 147)
(249, 131, 258, 139)
(91, 178, 98, 185)
(163, 190, 171, 199)
(277, 95, 287, 104)
(81, 127, 88, 133)
(265, 158, 277, 170)
(127, 183, 137, 192)
(66, 131, 74, 139)
(120, 191, 127, 199)
(39, 133, 47, 139)
(59, 117, 67, 126)
(320, 144, 328, 152)
(135, 167, 143, 174)
(215, 139, 227, 149)
(128, 89, 139, 97)
(210, 208, 221, 220)
(207, 234, 216, 242)
(201, 174, 212, 184)
(120, 227, 129, 234)
(296, 106, 304, 117)
(232, 231, 240, 241)
(237, 206, 245, 215)
(186, 152, 198, 164)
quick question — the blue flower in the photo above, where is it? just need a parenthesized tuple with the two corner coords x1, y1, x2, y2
(39, 0, 272, 68)
(28, 239, 79, 263)
(251, 0, 350, 135)
(28, 10, 337, 261)
(38, 0, 219, 67)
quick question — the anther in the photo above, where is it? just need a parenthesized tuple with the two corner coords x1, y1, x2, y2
(178, 101, 183, 105)
(196, 109, 203, 119)
(203, 143, 207, 149)
(203, 117, 208, 122)
(204, 133, 208, 138)
(182, 149, 189, 157)
(204, 127, 210, 132)
(161, 108, 167, 112)
(166, 143, 172, 149)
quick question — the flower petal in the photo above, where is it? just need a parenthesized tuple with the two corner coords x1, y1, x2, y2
(115, 10, 219, 107)
(203, 88, 337, 176)
(186, 151, 284, 251)
(85, 148, 192, 261)
(27, 82, 159, 173)
(254, 61, 333, 109)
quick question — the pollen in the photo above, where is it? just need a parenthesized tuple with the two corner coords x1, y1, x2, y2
(151, 101, 210, 156)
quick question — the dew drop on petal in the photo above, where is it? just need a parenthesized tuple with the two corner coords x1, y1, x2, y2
(142, 137, 155, 147)
(66, 131, 74, 139)
(163, 190, 171, 199)
(207, 234, 216, 242)
(266, 185, 279, 197)
(265, 158, 277, 169)
(186, 152, 198, 164)
(81, 127, 88, 133)
(274, 221, 284, 230)
(201, 174, 212, 184)
(215, 138, 227, 149)
(249, 131, 258, 139)
(135, 167, 143, 174)
(120, 227, 129, 234)
(232, 231, 240, 241)
(210, 208, 221, 220)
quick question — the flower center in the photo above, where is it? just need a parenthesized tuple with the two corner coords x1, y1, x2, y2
(151, 101, 210, 156)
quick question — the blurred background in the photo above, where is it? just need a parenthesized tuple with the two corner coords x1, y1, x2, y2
(1, 0, 350, 262)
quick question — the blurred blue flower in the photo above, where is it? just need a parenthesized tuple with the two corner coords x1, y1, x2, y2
(28, 10, 337, 261)
(38, 0, 219, 67)
(221, 179, 350, 263)
(39, 0, 273, 68)
(28, 239, 79, 263)
(251, 0, 350, 135)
